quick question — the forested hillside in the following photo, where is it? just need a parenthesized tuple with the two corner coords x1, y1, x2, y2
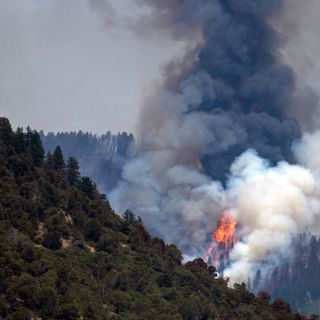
(40, 131, 134, 193)
(0, 117, 317, 320)
(39, 125, 320, 317)
(262, 235, 320, 316)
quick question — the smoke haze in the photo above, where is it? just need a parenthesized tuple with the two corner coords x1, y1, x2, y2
(0, 0, 182, 133)
(275, 0, 320, 131)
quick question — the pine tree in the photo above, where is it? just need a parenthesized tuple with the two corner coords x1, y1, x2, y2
(66, 157, 80, 186)
(25, 126, 33, 145)
(253, 269, 262, 290)
(123, 209, 137, 224)
(0, 117, 13, 145)
(45, 152, 54, 171)
(30, 131, 44, 166)
(13, 127, 26, 153)
(79, 177, 94, 199)
(53, 146, 65, 171)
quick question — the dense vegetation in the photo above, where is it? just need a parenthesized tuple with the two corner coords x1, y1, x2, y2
(262, 235, 320, 315)
(0, 117, 317, 319)
(40, 131, 134, 193)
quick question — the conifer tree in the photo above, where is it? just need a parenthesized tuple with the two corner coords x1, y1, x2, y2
(66, 157, 80, 186)
(123, 209, 137, 224)
(13, 127, 26, 153)
(45, 151, 54, 171)
(0, 117, 13, 145)
(25, 126, 33, 145)
(30, 131, 44, 166)
(79, 176, 94, 198)
(53, 146, 65, 171)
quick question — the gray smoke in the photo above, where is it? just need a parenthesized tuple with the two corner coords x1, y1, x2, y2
(134, 0, 302, 181)
(273, 0, 320, 132)
(109, 0, 320, 284)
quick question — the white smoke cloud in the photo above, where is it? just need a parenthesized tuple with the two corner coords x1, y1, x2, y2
(293, 131, 320, 172)
(224, 147, 320, 284)
(111, 128, 320, 285)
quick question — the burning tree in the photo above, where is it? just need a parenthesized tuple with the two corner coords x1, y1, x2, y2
(204, 211, 238, 272)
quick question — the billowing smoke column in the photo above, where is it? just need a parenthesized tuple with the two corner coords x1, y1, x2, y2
(110, 0, 320, 285)
(224, 148, 320, 284)
(135, 0, 301, 182)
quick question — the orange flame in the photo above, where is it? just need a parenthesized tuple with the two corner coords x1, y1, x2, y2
(214, 211, 237, 245)
(204, 210, 238, 269)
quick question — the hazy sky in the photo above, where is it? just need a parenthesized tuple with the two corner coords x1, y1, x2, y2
(2, 0, 320, 135)
(0, 0, 182, 134)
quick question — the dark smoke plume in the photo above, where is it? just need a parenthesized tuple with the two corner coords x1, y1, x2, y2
(110, 0, 320, 283)
(135, 0, 301, 182)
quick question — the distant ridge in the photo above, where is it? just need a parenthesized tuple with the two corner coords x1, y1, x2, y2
(40, 130, 135, 193)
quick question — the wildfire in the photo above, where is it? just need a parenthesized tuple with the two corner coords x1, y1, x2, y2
(214, 211, 237, 245)
(204, 210, 238, 270)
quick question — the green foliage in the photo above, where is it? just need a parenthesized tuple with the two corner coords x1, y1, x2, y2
(29, 131, 44, 166)
(79, 176, 95, 199)
(43, 231, 62, 250)
(84, 219, 103, 242)
(53, 146, 65, 171)
(123, 209, 137, 224)
(66, 157, 80, 186)
(0, 118, 312, 320)
(0, 117, 13, 145)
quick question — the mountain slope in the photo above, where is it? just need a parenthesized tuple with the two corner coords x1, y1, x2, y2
(40, 131, 134, 193)
(40, 128, 320, 317)
(0, 118, 314, 320)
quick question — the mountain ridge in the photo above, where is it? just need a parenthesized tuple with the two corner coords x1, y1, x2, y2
(0, 117, 316, 320)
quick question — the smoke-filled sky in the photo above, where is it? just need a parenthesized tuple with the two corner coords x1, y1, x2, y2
(1, 0, 320, 134)
(108, 0, 320, 286)
(0, 0, 183, 133)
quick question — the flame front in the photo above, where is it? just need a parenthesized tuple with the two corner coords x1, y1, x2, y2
(214, 211, 237, 245)
(204, 210, 238, 270)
